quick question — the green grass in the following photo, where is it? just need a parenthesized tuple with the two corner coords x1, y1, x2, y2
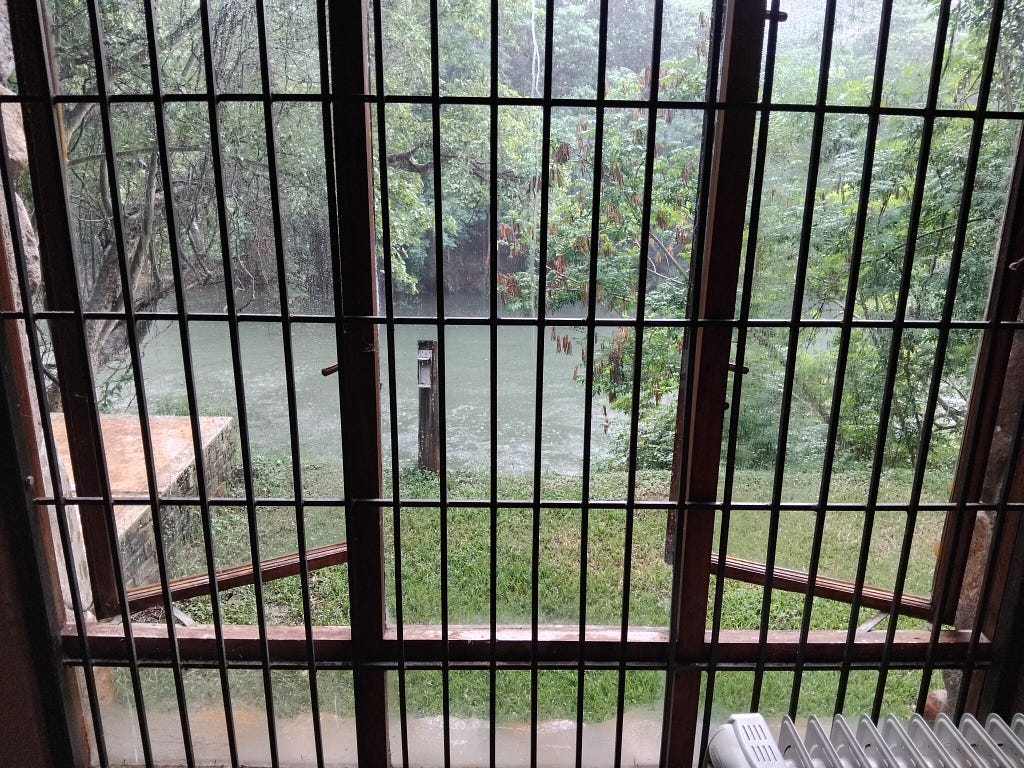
(137, 458, 948, 723)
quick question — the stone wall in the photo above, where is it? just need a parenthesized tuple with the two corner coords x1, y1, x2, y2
(51, 414, 237, 594)
(118, 417, 237, 588)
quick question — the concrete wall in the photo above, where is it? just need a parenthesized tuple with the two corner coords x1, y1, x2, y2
(116, 417, 238, 589)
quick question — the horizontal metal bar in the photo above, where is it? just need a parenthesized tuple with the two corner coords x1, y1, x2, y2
(7, 309, 1024, 332)
(708, 629, 985, 665)
(387, 627, 976, 666)
(712, 554, 932, 620)
(42, 494, 1024, 514)
(125, 541, 348, 612)
(12, 91, 1024, 119)
(63, 657, 989, 674)
(62, 623, 986, 667)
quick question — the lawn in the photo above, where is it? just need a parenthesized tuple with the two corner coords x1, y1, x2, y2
(122, 455, 952, 725)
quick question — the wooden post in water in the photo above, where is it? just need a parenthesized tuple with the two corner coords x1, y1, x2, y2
(417, 340, 440, 472)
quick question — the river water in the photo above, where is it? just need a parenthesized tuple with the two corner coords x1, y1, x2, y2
(132, 317, 620, 475)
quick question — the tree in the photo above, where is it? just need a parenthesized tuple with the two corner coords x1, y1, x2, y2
(36, 0, 1019, 472)
(780, 1, 1020, 466)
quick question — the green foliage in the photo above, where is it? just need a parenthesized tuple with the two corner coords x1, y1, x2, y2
(735, 3, 1019, 469)
(52, 0, 1014, 473)
(501, 58, 704, 316)
(778, 111, 1013, 465)
(607, 398, 678, 470)
(944, 0, 1024, 112)
(495, 50, 707, 468)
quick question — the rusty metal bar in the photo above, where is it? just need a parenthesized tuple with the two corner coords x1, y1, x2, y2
(946, 126, 1024, 716)
(711, 553, 933, 621)
(61, 622, 989, 668)
(937, 174, 1024, 626)
(0, 294, 85, 768)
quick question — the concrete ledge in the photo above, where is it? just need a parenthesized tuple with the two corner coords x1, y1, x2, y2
(51, 414, 236, 588)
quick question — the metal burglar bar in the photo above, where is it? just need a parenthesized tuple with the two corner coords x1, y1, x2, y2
(752, 0, 839, 714)
(369, 0, 414, 760)
(870, 0, 1004, 722)
(7, 2, 158, 765)
(80, 0, 197, 762)
(784, 0, 895, 724)
(1, 0, 1024, 766)
(0, 20, 108, 768)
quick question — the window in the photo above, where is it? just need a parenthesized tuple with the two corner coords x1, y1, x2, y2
(3, 0, 1024, 765)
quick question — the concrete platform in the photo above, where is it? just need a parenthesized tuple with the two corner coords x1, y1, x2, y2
(51, 413, 236, 588)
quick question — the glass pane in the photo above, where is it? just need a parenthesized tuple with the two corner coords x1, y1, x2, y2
(392, 669, 663, 767)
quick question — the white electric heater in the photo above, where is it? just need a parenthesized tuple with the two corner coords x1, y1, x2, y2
(703, 712, 1024, 768)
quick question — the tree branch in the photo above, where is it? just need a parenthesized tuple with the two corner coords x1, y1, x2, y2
(386, 147, 434, 174)
(646, 231, 688, 276)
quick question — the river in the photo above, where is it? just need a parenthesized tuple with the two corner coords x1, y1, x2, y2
(130, 316, 621, 475)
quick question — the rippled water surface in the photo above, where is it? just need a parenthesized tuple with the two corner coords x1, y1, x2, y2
(133, 320, 619, 474)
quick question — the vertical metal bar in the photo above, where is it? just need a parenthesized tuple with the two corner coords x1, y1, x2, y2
(960, 132, 1024, 717)
(960, 421, 1024, 716)
(0, 311, 86, 766)
(661, 0, 727, 757)
(666, 0, 726, 512)
(834, 0, 955, 713)
(368, 0, 412, 761)
(751, 0, 838, 711)
(425, 1, 452, 764)
(933, 33, 1022, 634)
(789, 0, 895, 718)
(327, 0, 390, 764)
(612, 1, 664, 765)
(702, 0, 784, 750)
(529, 4, 556, 765)
(9, 2, 155, 763)
(874, 0, 1005, 720)
(193, 1, 280, 760)
(920, 9, 1014, 716)
(977, 427, 1024, 710)
(0, 134, 88, 766)
(137, 0, 240, 761)
(664, 1, 764, 763)
(575, 1, 611, 763)
(488, 0, 499, 763)
(80, 0, 197, 761)
(251, 0, 325, 762)
(966, 326, 1024, 716)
